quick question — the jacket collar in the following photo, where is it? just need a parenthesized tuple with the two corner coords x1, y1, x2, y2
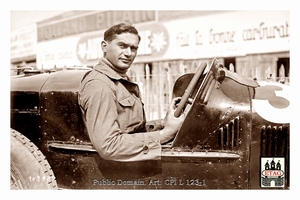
(94, 58, 131, 81)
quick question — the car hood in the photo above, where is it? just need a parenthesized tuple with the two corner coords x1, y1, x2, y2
(11, 70, 90, 93)
(11, 73, 52, 92)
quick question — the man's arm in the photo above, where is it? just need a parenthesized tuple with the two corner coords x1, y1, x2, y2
(145, 119, 164, 132)
(79, 79, 162, 162)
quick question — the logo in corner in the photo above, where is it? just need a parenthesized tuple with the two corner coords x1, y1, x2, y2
(261, 157, 285, 188)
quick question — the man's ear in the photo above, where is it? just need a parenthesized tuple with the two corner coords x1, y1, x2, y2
(101, 41, 108, 52)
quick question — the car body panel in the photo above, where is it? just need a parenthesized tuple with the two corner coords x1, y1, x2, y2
(10, 60, 290, 189)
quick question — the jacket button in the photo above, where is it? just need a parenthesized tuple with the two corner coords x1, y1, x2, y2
(143, 146, 149, 154)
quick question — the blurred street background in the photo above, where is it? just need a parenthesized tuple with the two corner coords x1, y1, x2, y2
(10, 10, 290, 120)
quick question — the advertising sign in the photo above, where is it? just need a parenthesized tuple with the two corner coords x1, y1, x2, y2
(10, 24, 37, 60)
(162, 10, 289, 59)
(36, 10, 289, 69)
(36, 23, 169, 69)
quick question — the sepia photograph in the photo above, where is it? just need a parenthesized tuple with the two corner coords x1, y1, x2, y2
(7, 3, 296, 195)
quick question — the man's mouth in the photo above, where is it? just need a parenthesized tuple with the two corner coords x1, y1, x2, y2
(120, 59, 131, 64)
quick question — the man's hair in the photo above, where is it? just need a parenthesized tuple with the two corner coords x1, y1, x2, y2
(104, 23, 141, 42)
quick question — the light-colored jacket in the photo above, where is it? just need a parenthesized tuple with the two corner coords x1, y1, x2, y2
(78, 58, 161, 161)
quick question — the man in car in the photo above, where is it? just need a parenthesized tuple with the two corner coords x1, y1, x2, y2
(78, 23, 185, 162)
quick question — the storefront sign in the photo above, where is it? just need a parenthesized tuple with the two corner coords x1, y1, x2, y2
(75, 23, 168, 65)
(38, 11, 156, 42)
(10, 24, 37, 60)
(37, 22, 169, 69)
(242, 22, 289, 41)
(36, 37, 79, 69)
(163, 10, 289, 59)
(76, 34, 103, 65)
(36, 11, 289, 69)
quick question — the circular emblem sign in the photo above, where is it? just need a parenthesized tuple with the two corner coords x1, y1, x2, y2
(76, 23, 169, 65)
(135, 23, 169, 58)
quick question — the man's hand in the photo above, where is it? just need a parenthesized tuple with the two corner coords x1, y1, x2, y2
(159, 97, 185, 144)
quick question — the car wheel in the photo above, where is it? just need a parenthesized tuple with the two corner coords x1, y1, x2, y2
(10, 129, 58, 190)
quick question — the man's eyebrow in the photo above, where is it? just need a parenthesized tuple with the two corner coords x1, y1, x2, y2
(118, 42, 138, 49)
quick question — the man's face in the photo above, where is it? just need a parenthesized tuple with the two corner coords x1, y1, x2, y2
(102, 33, 140, 71)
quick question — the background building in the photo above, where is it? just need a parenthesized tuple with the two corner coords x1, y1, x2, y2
(10, 10, 290, 120)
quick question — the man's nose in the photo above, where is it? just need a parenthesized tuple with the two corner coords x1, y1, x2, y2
(124, 47, 132, 56)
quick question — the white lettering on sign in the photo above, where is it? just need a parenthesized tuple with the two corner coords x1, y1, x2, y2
(76, 25, 168, 63)
(86, 38, 102, 60)
(77, 37, 103, 62)
(138, 30, 152, 55)
(38, 11, 155, 41)
(137, 28, 168, 56)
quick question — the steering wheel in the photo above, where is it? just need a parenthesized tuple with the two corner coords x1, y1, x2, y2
(174, 62, 207, 117)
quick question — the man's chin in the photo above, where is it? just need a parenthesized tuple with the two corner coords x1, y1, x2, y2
(115, 64, 130, 71)
(119, 62, 131, 68)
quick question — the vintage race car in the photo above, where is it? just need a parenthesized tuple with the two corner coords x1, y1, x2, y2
(10, 58, 290, 189)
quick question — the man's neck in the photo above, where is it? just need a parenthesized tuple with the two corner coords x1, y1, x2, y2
(102, 57, 127, 78)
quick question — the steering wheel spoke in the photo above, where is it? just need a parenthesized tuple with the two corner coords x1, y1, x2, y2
(174, 62, 207, 117)
(174, 58, 225, 117)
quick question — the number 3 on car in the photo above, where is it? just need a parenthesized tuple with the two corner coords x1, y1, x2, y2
(252, 81, 290, 124)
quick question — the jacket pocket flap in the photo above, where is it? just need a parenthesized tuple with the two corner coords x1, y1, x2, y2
(118, 96, 135, 107)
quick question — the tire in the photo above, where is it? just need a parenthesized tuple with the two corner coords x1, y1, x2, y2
(10, 129, 58, 190)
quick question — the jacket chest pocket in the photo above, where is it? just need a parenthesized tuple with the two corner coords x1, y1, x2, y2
(117, 95, 145, 133)
(118, 95, 136, 108)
